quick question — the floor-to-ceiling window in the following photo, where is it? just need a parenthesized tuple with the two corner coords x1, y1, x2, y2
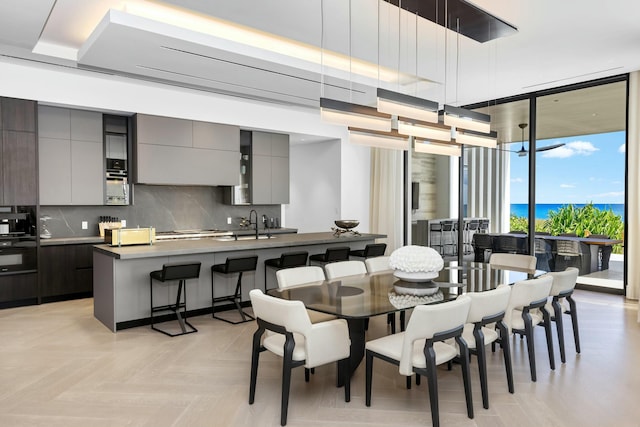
(464, 75, 627, 292)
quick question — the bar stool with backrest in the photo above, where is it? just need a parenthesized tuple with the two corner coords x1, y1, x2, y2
(309, 246, 350, 266)
(429, 221, 443, 254)
(263, 251, 309, 292)
(149, 262, 202, 337)
(349, 243, 387, 259)
(211, 255, 259, 324)
(543, 267, 580, 363)
(441, 220, 457, 256)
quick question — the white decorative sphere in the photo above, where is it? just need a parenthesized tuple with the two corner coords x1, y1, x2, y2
(389, 245, 444, 273)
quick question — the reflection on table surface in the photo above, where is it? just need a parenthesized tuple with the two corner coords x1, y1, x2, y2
(268, 261, 543, 319)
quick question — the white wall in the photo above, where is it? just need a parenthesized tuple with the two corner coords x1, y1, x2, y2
(286, 140, 341, 232)
(0, 57, 372, 232)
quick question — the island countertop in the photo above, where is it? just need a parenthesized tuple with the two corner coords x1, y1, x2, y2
(94, 232, 385, 260)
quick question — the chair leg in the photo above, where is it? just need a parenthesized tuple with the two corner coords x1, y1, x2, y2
(400, 310, 406, 332)
(458, 340, 474, 420)
(552, 298, 566, 363)
(497, 321, 514, 394)
(304, 368, 310, 382)
(567, 295, 581, 353)
(425, 346, 441, 427)
(542, 308, 556, 370)
(365, 350, 373, 407)
(280, 338, 295, 426)
(522, 312, 537, 382)
(249, 327, 265, 404)
(341, 359, 351, 402)
(406, 376, 411, 389)
(473, 328, 489, 409)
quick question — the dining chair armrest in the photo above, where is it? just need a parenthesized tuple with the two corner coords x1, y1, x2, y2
(306, 319, 350, 367)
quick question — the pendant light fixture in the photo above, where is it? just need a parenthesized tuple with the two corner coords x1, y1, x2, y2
(454, 127, 497, 148)
(398, 118, 451, 141)
(349, 127, 409, 150)
(414, 138, 461, 156)
(443, 104, 492, 134)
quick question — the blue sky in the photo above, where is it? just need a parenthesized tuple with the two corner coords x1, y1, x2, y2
(509, 130, 625, 204)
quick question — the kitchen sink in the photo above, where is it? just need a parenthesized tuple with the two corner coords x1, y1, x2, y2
(215, 235, 276, 242)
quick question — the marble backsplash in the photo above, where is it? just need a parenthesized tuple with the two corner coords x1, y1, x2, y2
(40, 185, 281, 238)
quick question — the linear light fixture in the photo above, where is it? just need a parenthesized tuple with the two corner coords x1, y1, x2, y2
(348, 127, 409, 150)
(376, 88, 439, 123)
(454, 129, 498, 148)
(397, 119, 452, 142)
(320, 98, 392, 132)
(414, 139, 461, 156)
(442, 105, 491, 133)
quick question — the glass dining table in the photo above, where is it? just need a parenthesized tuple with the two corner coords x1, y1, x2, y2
(267, 261, 544, 383)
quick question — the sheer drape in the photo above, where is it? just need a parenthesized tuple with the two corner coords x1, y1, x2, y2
(370, 148, 403, 252)
(627, 72, 640, 322)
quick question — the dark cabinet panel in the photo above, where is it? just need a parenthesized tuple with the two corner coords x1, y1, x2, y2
(0, 273, 38, 307)
(3, 130, 37, 205)
(1, 98, 36, 132)
(40, 244, 93, 300)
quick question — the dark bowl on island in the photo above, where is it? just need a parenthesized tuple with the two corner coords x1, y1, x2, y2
(335, 220, 359, 229)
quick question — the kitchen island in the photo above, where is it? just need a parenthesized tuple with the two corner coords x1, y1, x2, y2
(93, 232, 385, 332)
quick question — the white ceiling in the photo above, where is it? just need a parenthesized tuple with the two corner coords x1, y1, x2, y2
(0, 0, 638, 144)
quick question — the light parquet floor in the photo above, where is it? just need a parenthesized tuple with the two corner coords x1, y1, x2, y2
(0, 290, 638, 427)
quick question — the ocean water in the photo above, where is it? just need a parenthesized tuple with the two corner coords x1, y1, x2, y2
(510, 203, 625, 220)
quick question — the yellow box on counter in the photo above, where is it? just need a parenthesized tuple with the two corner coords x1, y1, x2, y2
(105, 227, 156, 246)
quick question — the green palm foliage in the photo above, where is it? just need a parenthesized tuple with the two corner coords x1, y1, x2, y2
(510, 203, 624, 253)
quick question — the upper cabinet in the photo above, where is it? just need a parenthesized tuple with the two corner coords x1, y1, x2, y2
(133, 114, 240, 186)
(251, 131, 289, 205)
(1, 98, 37, 205)
(38, 106, 104, 205)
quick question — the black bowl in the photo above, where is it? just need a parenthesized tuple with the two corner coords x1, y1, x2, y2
(335, 220, 359, 229)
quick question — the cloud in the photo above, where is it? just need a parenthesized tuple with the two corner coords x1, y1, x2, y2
(619, 144, 626, 153)
(541, 140, 599, 158)
(560, 183, 575, 188)
(511, 177, 523, 183)
(587, 191, 625, 198)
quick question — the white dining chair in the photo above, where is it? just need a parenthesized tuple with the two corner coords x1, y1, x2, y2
(460, 285, 513, 409)
(249, 289, 351, 426)
(275, 266, 336, 324)
(543, 267, 580, 363)
(364, 256, 391, 273)
(365, 296, 473, 427)
(324, 260, 367, 280)
(489, 253, 536, 271)
(502, 275, 555, 382)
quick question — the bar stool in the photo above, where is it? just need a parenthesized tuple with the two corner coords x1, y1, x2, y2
(149, 262, 202, 337)
(263, 251, 309, 292)
(441, 220, 457, 256)
(309, 246, 350, 266)
(211, 255, 258, 324)
(464, 219, 479, 254)
(429, 222, 443, 254)
(349, 243, 387, 259)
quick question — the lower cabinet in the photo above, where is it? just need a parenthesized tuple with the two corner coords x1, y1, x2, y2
(40, 244, 94, 301)
(0, 272, 38, 308)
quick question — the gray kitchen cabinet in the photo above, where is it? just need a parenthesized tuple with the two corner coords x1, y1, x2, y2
(134, 114, 240, 186)
(250, 131, 289, 204)
(38, 106, 104, 205)
(0, 98, 38, 206)
(135, 114, 192, 147)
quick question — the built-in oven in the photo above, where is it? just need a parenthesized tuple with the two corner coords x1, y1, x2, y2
(105, 171, 129, 206)
(0, 206, 37, 274)
(104, 115, 130, 206)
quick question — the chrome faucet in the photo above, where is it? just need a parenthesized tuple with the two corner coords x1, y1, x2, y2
(249, 209, 259, 239)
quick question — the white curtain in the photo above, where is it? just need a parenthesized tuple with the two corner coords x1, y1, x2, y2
(627, 72, 640, 322)
(370, 147, 404, 252)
